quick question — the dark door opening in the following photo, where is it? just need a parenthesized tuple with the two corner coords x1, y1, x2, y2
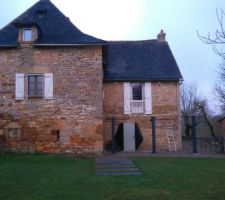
(115, 123, 143, 151)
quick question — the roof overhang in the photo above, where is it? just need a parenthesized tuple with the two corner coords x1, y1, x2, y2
(33, 43, 107, 47)
(0, 45, 19, 48)
(103, 78, 183, 82)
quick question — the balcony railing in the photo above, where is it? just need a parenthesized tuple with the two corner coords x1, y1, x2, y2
(131, 100, 144, 113)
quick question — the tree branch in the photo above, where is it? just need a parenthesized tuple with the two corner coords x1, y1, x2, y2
(197, 8, 225, 60)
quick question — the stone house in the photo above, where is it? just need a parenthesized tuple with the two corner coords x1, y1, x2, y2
(217, 117, 225, 136)
(0, 0, 182, 154)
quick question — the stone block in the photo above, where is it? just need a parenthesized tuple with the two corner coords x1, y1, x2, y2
(103, 82, 181, 152)
(0, 46, 104, 154)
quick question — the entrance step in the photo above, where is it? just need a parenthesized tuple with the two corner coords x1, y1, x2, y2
(96, 171, 142, 176)
(96, 156, 142, 176)
(96, 164, 136, 169)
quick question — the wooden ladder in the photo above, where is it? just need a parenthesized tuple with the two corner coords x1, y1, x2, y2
(165, 123, 176, 151)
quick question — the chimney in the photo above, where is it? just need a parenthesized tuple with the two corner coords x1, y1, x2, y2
(157, 30, 166, 42)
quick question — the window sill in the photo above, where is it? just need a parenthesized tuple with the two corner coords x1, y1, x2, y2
(131, 111, 144, 114)
(15, 98, 54, 101)
(28, 96, 43, 99)
(125, 113, 152, 116)
(20, 41, 34, 45)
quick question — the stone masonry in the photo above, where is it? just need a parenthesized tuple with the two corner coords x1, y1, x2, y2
(0, 45, 104, 154)
(103, 82, 182, 152)
(0, 45, 182, 154)
(0, 0, 182, 155)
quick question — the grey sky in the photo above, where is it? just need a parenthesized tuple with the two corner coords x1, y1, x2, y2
(0, 0, 225, 112)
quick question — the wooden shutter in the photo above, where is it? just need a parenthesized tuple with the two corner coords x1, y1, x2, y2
(15, 73, 25, 100)
(124, 82, 131, 114)
(44, 73, 53, 99)
(144, 82, 152, 114)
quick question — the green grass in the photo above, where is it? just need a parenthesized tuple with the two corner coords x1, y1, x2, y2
(0, 155, 225, 200)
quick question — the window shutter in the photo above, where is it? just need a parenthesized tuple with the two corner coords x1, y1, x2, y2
(124, 82, 131, 114)
(44, 73, 53, 99)
(15, 73, 25, 100)
(144, 82, 152, 114)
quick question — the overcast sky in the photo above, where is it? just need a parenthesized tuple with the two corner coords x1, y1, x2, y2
(0, 0, 225, 113)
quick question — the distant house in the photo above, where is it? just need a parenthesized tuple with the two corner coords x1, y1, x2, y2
(217, 117, 225, 136)
(0, 0, 182, 154)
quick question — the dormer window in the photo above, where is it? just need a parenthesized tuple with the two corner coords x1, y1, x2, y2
(17, 24, 38, 44)
(23, 28, 32, 41)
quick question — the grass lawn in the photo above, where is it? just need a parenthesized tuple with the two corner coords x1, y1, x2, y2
(0, 155, 225, 200)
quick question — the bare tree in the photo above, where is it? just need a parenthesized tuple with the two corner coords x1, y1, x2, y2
(195, 100, 224, 151)
(181, 83, 224, 151)
(198, 8, 225, 113)
(215, 63, 225, 113)
(198, 8, 225, 59)
(181, 82, 200, 137)
(194, 100, 215, 136)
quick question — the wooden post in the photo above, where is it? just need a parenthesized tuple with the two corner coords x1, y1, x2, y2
(221, 136, 224, 153)
(112, 117, 116, 154)
(151, 117, 156, 154)
(192, 116, 198, 153)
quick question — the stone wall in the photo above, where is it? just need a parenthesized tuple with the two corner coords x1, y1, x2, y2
(0, 45, 103, 154)
(0, 45, 182, 154)
(103, 82, 182, 152)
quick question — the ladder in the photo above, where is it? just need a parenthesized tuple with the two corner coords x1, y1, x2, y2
(165, 123, 176, 151)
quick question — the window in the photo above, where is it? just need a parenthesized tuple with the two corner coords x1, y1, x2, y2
(131, 83, 143, 100)
(56, 130, 60, 143)
(7, 129, 21, 140)
(23, 28, 32, 41)
(15, 73, 53, 100)
(131, 83, 144, 113)
(28, 75, 44, 98)
(124, 82, 152, 115)
(51, 130, 60, 143)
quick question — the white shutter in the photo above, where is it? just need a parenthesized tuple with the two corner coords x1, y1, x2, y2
(144, 82, 152, 114)
(124, 82, 131, 114)
(44, 73, 53, 99)
(15, 73, 25, 100)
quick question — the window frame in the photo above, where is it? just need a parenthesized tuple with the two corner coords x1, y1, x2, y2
(7, 128, 21, 141)
(131, 83, 143, 101)
(130, 83, 144, 113)
(28, 74, 44, 98)
(23, 28, 32, 42)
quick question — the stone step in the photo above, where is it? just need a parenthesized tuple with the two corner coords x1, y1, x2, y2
(96, 161, 133, 165)
(95, 156, 142, 176)
(96, 171, 142, 176)
(96, 164, 136, 169)
(96, 167, 139, 171)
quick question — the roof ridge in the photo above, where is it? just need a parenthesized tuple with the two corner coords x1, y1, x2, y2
(0, 0, 105, 46)
(104, 39, 183, 81)
(108, 39, 157, 42)
(36, 0, 83, 34)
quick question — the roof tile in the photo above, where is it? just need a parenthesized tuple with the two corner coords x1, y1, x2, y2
(0, 0, 105, 46)
(104, 40, 183, 81)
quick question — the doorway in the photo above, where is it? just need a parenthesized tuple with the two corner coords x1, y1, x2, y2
(115, 123, 143, 152)
(124, 123, 136, 152)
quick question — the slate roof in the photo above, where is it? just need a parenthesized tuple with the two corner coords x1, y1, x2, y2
(104, 40, 183, 81)
(0, 0, 182, 81)
(0, 0, 105, 46)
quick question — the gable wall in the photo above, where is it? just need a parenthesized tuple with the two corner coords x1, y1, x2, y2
(0, 46, 103, 154)
(103, 82, 182, 151)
